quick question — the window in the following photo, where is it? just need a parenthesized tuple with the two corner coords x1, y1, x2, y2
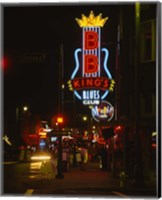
(141, 93, 155, 116)
(143, 93, 152, 113)
(140, 20, 156, 62)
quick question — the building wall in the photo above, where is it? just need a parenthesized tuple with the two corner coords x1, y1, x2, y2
(119, 3, 157, 181)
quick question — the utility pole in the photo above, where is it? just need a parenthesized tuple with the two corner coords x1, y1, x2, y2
(55, 118, 64, 179)
(60, 44, 64, 114)
(55, 44, 64, 179)
(58, 43, 64, 115)
(134, 2, 144, 186)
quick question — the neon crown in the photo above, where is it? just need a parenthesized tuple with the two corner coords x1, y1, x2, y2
(76, 10, 108, 27)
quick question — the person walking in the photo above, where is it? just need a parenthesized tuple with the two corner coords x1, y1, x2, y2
(80, 146, 88, 170)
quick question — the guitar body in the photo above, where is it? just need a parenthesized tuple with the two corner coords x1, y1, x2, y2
(71, 47, 112, 102)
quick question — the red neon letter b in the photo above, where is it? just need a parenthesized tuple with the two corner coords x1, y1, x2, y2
(85, 31, 98, 50)
(84, 55, 98, 73)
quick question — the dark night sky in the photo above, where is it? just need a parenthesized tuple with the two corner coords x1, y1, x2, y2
(3, 3, 120, 123)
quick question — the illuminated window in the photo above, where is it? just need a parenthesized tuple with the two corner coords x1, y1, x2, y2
(140, 20, 156, 62)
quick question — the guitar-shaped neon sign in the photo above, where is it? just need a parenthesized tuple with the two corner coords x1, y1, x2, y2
(68, 11, 115, 105)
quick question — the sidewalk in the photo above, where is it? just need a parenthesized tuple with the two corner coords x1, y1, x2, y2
(26, 160, 119, 195)
(56, 161, 119, 190)
(27, 160, 157, 197)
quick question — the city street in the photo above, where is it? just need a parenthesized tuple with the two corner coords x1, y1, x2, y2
(2, 2, 160, 199)
(3, 158, 56, 195)
(2, 160, 157, 198)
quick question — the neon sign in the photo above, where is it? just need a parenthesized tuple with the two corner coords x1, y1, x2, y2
(68, 11, 115, 105)
(91, 101, 114, 122)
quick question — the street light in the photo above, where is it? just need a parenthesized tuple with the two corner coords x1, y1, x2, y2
(62, 84, 65, 89)
(82, 116, 88, 121)
(23, 106, 28, 112)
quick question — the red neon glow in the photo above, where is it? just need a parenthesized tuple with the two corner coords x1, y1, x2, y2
(71, 77, 110, 90)
(84, 55, 98, 73)
(84, 31, 98, 50)
(152, 143, 156, 148)
(114, 125, 124, 134)
(23, 134, 39, 146)
(115, 126, 122, 131)
(28, 134, 38, 138)
(1, 57, 8, 70)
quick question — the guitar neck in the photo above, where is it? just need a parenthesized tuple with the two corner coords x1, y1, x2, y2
(82, 27, 101, 77)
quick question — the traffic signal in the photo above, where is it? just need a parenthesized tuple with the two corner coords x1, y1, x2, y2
(57, 116, 64, 124)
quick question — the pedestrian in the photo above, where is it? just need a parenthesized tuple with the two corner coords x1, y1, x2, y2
(76, 149, 82, 169)
(80, 146, 88, 170)
(50, 150, 57, 173)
